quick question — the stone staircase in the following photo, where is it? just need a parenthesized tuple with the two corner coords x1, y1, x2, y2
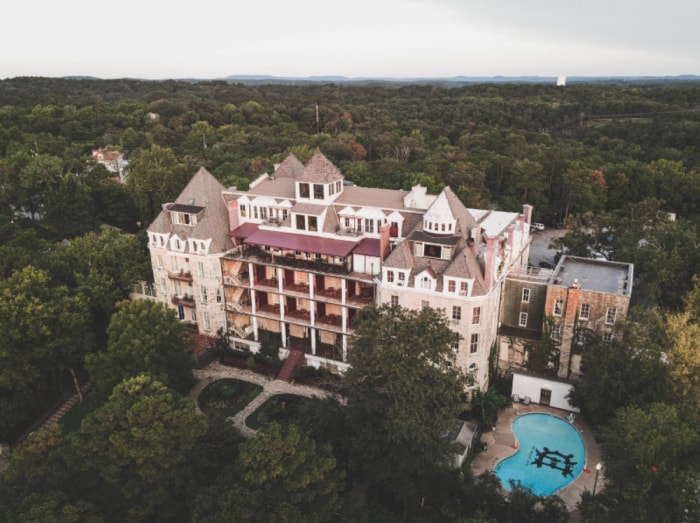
(43, 382, 91, 428)
(276, 350, 305, 382)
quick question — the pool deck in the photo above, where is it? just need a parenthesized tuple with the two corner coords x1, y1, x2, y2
(471, 403, 603, 514)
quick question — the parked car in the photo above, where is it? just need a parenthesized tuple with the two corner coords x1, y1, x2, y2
(539, 261, 555, 269)
(531, 222, 545, 231)
(590, 252, 608, 261)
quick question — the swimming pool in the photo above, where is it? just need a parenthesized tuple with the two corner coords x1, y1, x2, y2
(495, 413, 585, 497)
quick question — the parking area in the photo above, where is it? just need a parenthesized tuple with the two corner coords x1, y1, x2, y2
(528, 227, 567, 268)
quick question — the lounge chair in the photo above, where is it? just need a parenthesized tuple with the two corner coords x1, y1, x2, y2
(566, 412, 575, 423)
(523, 396, 531, 405)
(512, 394, 520, 404)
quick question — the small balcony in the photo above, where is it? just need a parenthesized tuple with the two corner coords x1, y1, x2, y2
(172, 294, 196, 307)
(168, 269, 193, 283)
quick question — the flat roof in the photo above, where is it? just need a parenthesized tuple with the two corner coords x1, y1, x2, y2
(244, 230, 357, 257)
(551, 256, 633, 296)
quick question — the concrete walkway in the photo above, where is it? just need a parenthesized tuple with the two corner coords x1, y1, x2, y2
(471, 402, 604, 515)
(189, 361, 338, 438)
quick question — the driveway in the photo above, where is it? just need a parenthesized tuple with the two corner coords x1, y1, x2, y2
(529, 228, 567, 268)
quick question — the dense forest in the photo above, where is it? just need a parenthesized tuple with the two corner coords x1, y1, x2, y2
(1, 77, 700, 522)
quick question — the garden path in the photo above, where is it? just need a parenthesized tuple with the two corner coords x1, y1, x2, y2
(189, 361, 338, 438)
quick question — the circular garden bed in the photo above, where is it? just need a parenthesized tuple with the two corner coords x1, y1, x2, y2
(245, 393, 314, 430)
(198, 378, 263, 417)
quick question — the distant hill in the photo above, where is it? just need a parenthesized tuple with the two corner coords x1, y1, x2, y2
(217, 74, 700, 86)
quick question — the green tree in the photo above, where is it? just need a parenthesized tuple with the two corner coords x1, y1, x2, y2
(344, 304, 470, 512)
(68, 375, 207, 521)
(0, 266, 91, 439)
(86, 300, 195, 400)
(569, 310, 669, 428)
(126, 144, 188, 221)
(17, 154, 63, 219)
(44, 174, 97, 237)
(586, 403, 700, 522)
(191, 422, 343, 523)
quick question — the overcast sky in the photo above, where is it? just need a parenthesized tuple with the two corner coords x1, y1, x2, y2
(2, 0, 698, 79)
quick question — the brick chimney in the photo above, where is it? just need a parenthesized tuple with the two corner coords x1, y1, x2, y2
(469, 226, 481, 255)
(558, 279, 581, 379)
(226, 200, 240, 232)
(379, 223, 391, 260)
(484, 236, 498, 289)
(522, 204, 533, 226)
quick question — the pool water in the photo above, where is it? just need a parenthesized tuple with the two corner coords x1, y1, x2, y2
(495, 413, 585, 497)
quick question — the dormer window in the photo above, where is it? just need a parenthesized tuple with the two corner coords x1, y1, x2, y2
(169, 203, 203, 226)
(313, 184, 324, 199)
(299, 183, 310, 198)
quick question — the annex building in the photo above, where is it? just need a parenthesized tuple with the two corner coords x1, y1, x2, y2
(144, 151, 632, 395)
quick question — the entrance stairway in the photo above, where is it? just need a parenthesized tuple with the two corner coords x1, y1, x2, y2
(276, 349, 305, 382)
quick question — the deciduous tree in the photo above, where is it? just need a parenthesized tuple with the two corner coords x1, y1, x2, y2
(344, 304, 470, 510)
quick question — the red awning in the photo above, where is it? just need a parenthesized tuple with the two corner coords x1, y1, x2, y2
(244, 229, 357, 257)
(229, 222, 260, 239)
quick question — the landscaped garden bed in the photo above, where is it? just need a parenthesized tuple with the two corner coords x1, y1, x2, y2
(198, 379, 263, 417)
(245, 393, 313, 430)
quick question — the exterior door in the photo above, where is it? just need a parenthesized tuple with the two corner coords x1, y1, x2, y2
(539, 388, 551, 406)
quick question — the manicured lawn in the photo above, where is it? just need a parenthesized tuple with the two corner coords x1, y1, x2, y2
(246, 393, 313, 430)
(198, 378, 263, 417)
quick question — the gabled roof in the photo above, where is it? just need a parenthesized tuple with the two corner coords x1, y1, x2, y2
(383, 240, 415, 270)
(297, 150, 344, 183)
(273, 153, 305, 179)
(443, 247, 487, 296)
(443, 187, 479, 236)
(148, 167, 233, 254)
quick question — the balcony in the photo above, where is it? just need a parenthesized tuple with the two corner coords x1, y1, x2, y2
(315, 287, 343, 302)
(172, 294, 196, 307)
(228, 245, 353, 277)
(316, 314, 343, 330)
(286, 308, 312, 322)
(168, 269, 193, 283)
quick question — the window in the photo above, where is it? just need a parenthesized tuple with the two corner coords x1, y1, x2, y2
(519, 312, 528, 327)
(203, 311, 210, 331)
(313, 184, 324, 199)
(603, 332, 613, 344)
(364, 220, 374, 233)
(391, 295, 399, 306)
(470, 333, 479, 354)
(451, 335, 460, 352)
(452, 306, 461, 324)
(460, 281, 469, 296)
(160, 277, 166, 294)
(200, 286, 208, 303)
(299, 183, 310, 198)
(421, 276, 431, 289)
(552, 324, 562, 340)
(522, 288, 530, 303)
(579, 303, 590, 320)
(472, 307, 481, 325)
(177, 306, 185, 320)
(448, 280, 456, 293)
(554, 299, 563, 316)
(216, 288, 222, 303)
(295, 214, 306, 230)
(240, 205, 247, 217)
(387, 271, 394, 283)
(606, 307, 617, 325)
(190, 310, 197, 322)
(171, 257, 178, 272)
(398, 272, 406, 285)
(197, 262, 204, 277)
(309, 216, 318, 232)
(344, 217, 350, 228)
